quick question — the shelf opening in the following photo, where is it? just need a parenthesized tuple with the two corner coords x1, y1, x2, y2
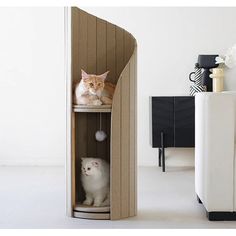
(73, 112, 111, 219)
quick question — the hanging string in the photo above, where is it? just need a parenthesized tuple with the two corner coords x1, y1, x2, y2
(99, 112, 102, 131)
(95, 112, 107, 142)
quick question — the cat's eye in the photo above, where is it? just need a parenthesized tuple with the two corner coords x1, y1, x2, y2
(89, 83, 94, 87)
(87, 167, 91, 170)
(98, 83, 101, 86)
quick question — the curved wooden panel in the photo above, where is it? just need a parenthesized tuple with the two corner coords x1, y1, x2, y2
(71, 8, 135, 84)
(111, 46, 137, 219)
(66, 6, 137, 220)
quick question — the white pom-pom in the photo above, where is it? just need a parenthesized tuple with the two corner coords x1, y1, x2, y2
(95, 130, 107, 142)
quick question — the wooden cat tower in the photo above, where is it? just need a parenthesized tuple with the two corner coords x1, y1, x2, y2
(65, 7, 137, 220)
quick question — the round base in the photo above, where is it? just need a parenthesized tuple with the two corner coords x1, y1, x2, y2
(73, 211, 110, 220)
(73, 204, 110, 220)
(74, 204, 110, 213)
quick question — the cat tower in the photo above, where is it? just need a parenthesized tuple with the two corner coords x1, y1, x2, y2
(65, 7, 137, 220)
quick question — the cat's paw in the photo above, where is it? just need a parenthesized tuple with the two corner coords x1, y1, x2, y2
(93, 100, 102, 106)
(83, 199, 93, 206)
(101, 96, 112, 105)
(93, 202, 102, 207)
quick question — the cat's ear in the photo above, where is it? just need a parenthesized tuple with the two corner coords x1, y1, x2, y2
(81, 157, 85, 162)
(99, 71, 109, 80)
(81, 69, 89, 80)
(92, 161, 99, 167)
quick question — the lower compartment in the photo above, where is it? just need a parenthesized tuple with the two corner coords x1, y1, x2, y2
(74, 112, 111, 219)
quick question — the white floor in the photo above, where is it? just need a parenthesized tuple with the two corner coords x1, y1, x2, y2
(0, 166, 236, 229)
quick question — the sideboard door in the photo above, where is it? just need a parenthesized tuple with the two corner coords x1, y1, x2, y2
(152, 97, 174, 147)
(174, 97, 195, 147)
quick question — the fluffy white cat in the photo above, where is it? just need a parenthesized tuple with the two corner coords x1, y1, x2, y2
(81, 157, 110, 207)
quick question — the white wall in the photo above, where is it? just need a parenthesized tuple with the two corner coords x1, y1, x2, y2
(0, 7, 65, 165)
(84, 7, 236, 166)
(1, 7, 236, 167)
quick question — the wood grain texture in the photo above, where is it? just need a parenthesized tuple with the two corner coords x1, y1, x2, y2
(129, 52, 136, 217)
(106, 23, 116, 84)
(68, 7, 137, 220)
(87, 14, 97, 74)
(121, 64, 130, 218)
(71, 7, 79, 82)
(78, 10, 88, 74)
(134, 47, 138, 216)
(111, 49, 137, 219)
(97, 18, 107, 75)
(124, 32, 131, 63)
(115, 26, 124, 81)
(110, 81, 121, 220)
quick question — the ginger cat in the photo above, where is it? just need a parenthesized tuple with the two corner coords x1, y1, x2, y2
(74, 69, 115, 106)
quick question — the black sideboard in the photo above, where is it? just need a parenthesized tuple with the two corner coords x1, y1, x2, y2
(151, 96, 195, 172)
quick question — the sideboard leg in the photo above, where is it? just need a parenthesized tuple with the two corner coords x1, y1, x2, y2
(158, 148, 162, 167)
(161, 132, 165, 172)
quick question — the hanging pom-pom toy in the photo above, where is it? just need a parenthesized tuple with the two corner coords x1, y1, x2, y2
(95, 113, 107, 142)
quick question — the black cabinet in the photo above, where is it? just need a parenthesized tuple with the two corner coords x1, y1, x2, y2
(151, 96, 195, 171)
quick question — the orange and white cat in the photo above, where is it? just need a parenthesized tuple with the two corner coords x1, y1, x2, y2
(74, 69, 115, 105)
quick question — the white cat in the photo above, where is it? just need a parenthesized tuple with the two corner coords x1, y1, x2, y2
(81, 157, 110, 207)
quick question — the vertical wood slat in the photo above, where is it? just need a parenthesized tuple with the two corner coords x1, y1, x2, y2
(87, 14, 97, 74)
(97, 18, 107, 74)
(78, 10, 88, 73)
(107, 23, 116, 84)
(134, 48, 137, 215)
(124, 32, 131, 63)
(111, 81, 121, 220)
(115, 27, 124, 81)
(72, 8, 79, 81)
(130, 35, 135, 60)
(129, 53, 136, 216)
(121, 65, 130, 218)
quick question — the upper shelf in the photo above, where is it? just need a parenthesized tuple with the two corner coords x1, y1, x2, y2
(73, 105, 112, 113)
